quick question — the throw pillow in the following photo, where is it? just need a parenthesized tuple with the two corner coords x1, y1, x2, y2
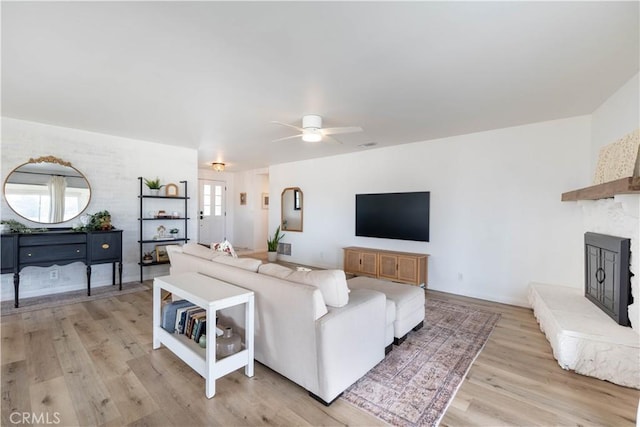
(286, 269, 349, 308)
(211, 240, 237, 258)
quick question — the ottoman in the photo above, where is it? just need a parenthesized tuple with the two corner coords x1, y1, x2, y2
(348, 276, 425, 345)
(383, 298, 396, 353)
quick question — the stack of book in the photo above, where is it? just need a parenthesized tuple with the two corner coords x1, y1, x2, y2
(161, 300, 208, 344)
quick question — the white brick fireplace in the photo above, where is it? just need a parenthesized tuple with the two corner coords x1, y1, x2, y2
(580, 194, 639, 332)
(528, 193, 639, 389)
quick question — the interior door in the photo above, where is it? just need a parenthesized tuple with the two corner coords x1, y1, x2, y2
(198, 179, 226, 245)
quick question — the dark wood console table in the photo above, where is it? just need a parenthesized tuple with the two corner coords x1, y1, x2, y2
(1, 229, 123, 308)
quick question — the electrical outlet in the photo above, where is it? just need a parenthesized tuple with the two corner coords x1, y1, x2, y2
(50, 269, 59, 280)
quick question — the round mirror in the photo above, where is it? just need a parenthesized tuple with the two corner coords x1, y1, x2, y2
(281, 187, 303, 232)
(3, 156, 91, 224)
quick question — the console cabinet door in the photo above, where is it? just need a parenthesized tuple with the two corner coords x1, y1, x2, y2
(345, 250, 361, 273)
(344, 249, 377, 277)
(88, 231, 123, 263)
(397, 256, 419, 283)
(360, 252, 377, 276)
(378, 254, 398, 280)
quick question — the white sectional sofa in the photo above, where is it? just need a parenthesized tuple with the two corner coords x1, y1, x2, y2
(166, 244, 387, 404)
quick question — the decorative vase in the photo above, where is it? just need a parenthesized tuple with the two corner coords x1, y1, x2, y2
(216, 327, 241, 359)
(199, 334, 207, 348)
(267, 251, 277, 262)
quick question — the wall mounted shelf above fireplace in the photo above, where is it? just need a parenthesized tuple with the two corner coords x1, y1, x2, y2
(561, 177, 640, 201)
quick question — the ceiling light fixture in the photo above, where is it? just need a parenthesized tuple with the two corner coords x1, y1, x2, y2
(212, 162, 225, 172)
(302, 128, 322, 142)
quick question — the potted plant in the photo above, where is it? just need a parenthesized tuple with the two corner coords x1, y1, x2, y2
(266, 226, 285, 262)
(87, 210, 113, 231)
(144, 177, 164, 196)
(169, 228, 179, 239)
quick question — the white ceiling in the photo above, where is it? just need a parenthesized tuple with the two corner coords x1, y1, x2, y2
(2, 1, 638, 172)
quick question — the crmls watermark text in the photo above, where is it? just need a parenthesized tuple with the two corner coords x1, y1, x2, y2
(10, 412, 61, 425)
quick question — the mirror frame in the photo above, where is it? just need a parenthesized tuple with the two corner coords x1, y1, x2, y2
(3, 156, 92, 224)
(281, 187, 303, 232)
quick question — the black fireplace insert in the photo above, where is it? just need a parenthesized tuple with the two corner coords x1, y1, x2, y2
(584, 232, 632, 326)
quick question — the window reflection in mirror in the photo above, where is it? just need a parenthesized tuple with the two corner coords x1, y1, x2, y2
(4, 157, 91, 224)
(281, 187, 303, 232)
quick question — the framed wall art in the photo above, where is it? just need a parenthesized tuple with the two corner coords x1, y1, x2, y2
(165, 183, 179, 197)
(155, 245, 171, 263)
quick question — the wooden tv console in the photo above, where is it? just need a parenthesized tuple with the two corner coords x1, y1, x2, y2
(343, 247, 428, 287)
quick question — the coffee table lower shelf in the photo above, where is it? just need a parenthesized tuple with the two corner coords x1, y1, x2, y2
(154, 327, 249, 380)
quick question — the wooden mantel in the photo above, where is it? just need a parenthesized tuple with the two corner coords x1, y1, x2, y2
(561, 177, 640, 201)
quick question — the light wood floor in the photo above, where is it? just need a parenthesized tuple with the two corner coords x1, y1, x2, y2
(2, 285, 638, 426)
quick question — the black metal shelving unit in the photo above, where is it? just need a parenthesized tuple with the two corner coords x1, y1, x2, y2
(138, 177, 190, 283)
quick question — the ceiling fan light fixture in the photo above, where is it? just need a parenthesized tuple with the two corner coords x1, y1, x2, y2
(212, 162, 225, 172)
(302, 129, 322, 142)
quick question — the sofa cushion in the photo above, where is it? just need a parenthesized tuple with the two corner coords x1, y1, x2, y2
(211, 255, 262, 272)
(258, 263, 294, 279)
(286, 270, 349, 308)
(182, 243, 218, 260)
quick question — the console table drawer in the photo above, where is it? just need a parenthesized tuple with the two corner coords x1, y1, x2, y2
(89, 232, 122, 262)
(20, 244, 86, 264)
(20, 233, 86, 246)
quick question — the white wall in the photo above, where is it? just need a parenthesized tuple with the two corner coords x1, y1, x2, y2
(231, 168, 269, 251)
(590, 72, 640, 173)
(1, 117, 198, 300)
(269, 116, 592, 306)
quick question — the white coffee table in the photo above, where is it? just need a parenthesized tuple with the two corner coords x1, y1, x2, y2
(153, 272, 255, 398)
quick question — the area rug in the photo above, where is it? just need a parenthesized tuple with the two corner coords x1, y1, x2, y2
(1, 281, 150, 316)
(341, 297, 501, 427)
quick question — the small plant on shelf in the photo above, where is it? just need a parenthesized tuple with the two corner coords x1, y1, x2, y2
(142, 251, 154, 264)
(144, 177, 164, 190)
(144, 177, 164, 195)
(169, 228, 179, 238)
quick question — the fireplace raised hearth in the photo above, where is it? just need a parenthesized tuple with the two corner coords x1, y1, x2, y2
(584, 232, 632, 326)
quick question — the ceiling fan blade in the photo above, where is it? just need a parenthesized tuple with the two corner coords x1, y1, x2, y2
(322, 126, 363, 135)
(272, 134, 302, 142)
(323, 135, 343, 144)
(271, 121, 304, 132)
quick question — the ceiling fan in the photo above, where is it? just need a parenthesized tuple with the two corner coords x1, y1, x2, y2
(271, 115, 363, 143)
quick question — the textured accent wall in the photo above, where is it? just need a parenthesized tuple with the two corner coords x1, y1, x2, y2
(1, 117, 198, 301)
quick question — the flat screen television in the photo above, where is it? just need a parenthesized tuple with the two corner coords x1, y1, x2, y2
(355, 191, 430, 242)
